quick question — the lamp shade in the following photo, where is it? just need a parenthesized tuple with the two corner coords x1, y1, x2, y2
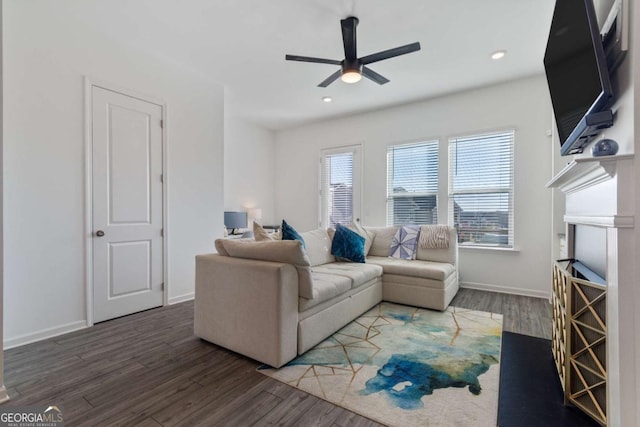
(224, 211, 247, 229)
(247, 208, 262, 221)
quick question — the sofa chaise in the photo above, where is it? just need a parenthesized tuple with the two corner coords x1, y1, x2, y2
(194, 225, 459, 368)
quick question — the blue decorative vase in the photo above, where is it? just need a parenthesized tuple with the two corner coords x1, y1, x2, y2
(591, 139, 618, 157)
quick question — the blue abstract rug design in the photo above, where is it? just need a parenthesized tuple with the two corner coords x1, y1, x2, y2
(259, 302, 502, 427)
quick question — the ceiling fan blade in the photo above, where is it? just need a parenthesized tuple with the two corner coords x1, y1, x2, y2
(341, 17, 358, 60)
(359, 42, 421, 65)
(318, 69, 342, 87)
(285, 54, 341, 65)
(362, 67, 390, 85)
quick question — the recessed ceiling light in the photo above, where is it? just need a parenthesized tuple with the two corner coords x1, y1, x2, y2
(491, 50, 507, 60)
(322, 96, 333, 103)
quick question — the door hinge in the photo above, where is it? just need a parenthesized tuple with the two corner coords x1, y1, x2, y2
(160, 282, 164, 291)
(160, 228, 164, 237)
(160, 173, 163, 183)
(160, 119, 164, 128)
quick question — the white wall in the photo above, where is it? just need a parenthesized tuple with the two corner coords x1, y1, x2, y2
(3, 2, 224, 346)
(224, 113, 276, 226)
(275, 75, 553, 298)
(0, 1, 8, 402)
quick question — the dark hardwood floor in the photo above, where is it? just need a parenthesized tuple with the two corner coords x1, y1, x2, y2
(2, 288, 551, 426)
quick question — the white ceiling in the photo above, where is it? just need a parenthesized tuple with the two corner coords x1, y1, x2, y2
(70, 0, 557, 130)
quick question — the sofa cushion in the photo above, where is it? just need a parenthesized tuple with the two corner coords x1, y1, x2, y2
(331, 224, 366, 263)
(312, 262, 383, 288)
(282, 220, 306, 248)
(299, 272, 352, 312)
(220, 239, 309, 265)
(217, 239, 314, 299)
(364, 226, 398, 257)
(214, 239, 229, 256)
(366, 256, 456, 281)
(383, 273, 456, 290)
(300, 228, 335, 267)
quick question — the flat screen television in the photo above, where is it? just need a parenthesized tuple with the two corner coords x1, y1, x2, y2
(544, 0, 614, 156)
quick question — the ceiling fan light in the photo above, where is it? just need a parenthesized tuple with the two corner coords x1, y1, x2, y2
(341, 70, 362, 84)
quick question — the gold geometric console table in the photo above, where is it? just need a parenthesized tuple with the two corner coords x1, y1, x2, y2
(552, 260, 607, 426)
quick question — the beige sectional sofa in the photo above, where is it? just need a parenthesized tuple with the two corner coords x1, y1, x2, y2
(194, 226, 458, 368)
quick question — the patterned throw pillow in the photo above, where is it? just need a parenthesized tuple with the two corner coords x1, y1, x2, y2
(389, 225, 421, 260)
(281, 220, 306, 248)
(331, 224, 366, 263)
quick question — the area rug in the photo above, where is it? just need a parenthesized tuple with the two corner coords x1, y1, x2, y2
(259, 302, 503, 427)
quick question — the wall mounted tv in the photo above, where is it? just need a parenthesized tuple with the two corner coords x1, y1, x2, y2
(544, 0, 614, 156)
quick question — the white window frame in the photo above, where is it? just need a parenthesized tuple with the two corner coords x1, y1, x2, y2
(448, 129, 515, 249)
(319, 145, 362, 229)
(386, 139, 440, 226)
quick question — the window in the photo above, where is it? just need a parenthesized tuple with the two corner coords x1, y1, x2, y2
(386, 140, 439, 226)
(448, 130, 515, 248)
(320, 146, 361, 228)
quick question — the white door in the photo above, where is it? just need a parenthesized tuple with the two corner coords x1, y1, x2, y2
(91, 86, 164, 323)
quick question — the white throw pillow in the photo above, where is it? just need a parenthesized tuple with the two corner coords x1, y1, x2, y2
(253, 221, 281, 241)
(348, 221, 375, 256)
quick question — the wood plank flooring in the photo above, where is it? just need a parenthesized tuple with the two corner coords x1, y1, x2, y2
(451, 288, 552, 339)
(2, 288, 551, 426)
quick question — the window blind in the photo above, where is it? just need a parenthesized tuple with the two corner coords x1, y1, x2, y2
(448, 130, 515, 248)
(386, 140, 439, 226)
(322, 151, 354, 228)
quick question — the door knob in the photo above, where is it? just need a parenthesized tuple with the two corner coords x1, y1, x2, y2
(96, 230, 105, 237)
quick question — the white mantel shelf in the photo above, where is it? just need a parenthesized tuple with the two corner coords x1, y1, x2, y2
(563, 214, 634, 228)
(546, 154, 634, 194)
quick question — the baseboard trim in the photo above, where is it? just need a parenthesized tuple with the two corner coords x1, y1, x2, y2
(4, 320, 88, 350)
(460, 281, 550, 300)
(168, 292, 194, 305)
(0, 387, 9, 404)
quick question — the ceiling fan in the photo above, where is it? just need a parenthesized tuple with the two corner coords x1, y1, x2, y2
(286, 16, 421, 87)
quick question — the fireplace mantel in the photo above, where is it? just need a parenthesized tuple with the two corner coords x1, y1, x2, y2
(546, 151, 636, 426)
(546, 154, 633, 194)
(563, 214, 634, 228)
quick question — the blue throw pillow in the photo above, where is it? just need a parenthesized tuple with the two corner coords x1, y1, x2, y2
(281, 220, 306, 248)
(331, 224, 366, 263)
